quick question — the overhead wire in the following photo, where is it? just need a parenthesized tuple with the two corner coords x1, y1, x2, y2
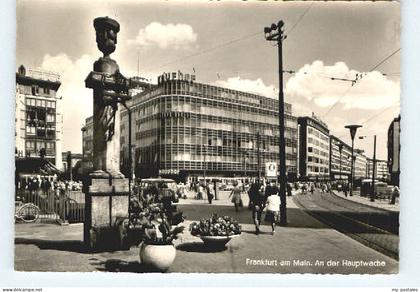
(332, 103, 400, 141)
(321, 48, 401, 118)
(146, 2, 315, 73)
(146, 31, 261, 72)
(284, 2, 315, 37)
(361, 103, 400, 125)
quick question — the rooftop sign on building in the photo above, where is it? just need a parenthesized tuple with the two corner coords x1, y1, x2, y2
(157, 71, 196, 85)
(311, 112, 328, 130)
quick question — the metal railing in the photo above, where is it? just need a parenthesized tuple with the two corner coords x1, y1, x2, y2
(15, 189, 85, 223)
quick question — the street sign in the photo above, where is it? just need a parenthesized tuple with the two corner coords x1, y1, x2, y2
(265, 162, 277, 178)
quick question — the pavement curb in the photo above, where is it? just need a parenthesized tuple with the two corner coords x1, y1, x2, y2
(331, 191, 399, 214)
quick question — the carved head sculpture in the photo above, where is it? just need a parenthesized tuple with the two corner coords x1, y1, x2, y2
(93, 17, 120, 57)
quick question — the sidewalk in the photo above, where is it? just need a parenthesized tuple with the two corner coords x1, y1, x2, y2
(15, 196, 398, 274)
(332, 191, 399, 213)
(179, 190, 249, 206)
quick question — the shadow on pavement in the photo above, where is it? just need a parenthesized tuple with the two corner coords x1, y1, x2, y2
(14, 238, 129, 253)
(178, 204, 328, 229)
(15, 237, 89, 253)
(91, 259, 164, 273)
(176, 242, 227, 253)
(241, 230, 273, 236)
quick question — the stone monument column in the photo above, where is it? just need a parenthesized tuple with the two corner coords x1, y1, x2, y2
(83, 17, 131, 250)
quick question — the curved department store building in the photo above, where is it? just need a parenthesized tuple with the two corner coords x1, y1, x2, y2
(120, 72, 298, 182)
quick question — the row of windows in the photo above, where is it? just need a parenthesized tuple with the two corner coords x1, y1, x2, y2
(135, 125, 297, 143)
(133, 115, 297, 138)
(26, 98, 56, 108)
(307, 136, 330, 151)
(26, 109, 55, 125)
(308, 156, 329, 165)
(330, 142, 351, 154)
(136, 124, 297, 144)
(308, 147, 329, 158)
(136, 146, 296, 163)
(330, 164, 351, 173)
(330, 158, 351, 168)
(30, 85, 50, 96)
(307, 166, 329, 175)
(136, 155, 297, 172)
(133, 81, 290, 113)
(307, 127, 329, 142)
(25, 141, 55, 151)
(25, 126, 56, 139)
(133, 131, 296, 152)
(141, 161, 297, 174)
(128, 96, 296, 129)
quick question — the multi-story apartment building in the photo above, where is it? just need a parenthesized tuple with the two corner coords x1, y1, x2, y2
(367, 158, 390, 181)
(329, 135, 352, 181)
(119, 71, 298, 182)
(81, 116, 93, 162)
(354, 149, 368, 180)
(298, 114, 330, 180)
(15, 65, 63, 169)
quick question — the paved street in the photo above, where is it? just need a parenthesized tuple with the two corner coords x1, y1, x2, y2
(15, 196, 398, 274)
(294, 190, 399, 260)
(333, 190, 400, 213)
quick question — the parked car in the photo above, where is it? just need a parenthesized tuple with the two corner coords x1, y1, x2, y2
(360, 179, 392, 199)
(139, 178, 177, 193)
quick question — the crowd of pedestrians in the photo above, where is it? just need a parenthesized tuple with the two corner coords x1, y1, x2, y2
(17, 175, 82, 193)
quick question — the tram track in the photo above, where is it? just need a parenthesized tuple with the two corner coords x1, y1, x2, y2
(293, 191, 399, 260)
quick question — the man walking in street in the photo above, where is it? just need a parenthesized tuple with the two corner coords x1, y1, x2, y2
(390, 185, 399, 205)
(249, 181, 266, 235)
(206, 181, 214, 204)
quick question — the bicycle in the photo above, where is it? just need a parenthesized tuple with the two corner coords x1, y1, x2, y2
(15, 199, 40, 223)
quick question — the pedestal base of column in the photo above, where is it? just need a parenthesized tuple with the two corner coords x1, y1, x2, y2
(83, 175, 130, 251)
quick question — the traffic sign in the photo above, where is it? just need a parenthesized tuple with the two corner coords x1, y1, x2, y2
(265, 162, 277, 178)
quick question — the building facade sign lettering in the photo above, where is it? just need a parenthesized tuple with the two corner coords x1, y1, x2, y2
(158, 71, 196, 84)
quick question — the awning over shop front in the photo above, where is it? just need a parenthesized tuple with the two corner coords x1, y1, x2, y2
(15, 157, 63, 176)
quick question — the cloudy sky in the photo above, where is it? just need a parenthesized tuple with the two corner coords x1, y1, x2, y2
(16, 0, 400, 159)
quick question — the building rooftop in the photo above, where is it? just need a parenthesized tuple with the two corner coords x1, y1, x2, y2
(16, 65, 61, 90)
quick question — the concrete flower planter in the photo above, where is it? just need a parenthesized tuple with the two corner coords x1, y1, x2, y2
(139, 243, 176, 272)
(197, 234, 240, 250)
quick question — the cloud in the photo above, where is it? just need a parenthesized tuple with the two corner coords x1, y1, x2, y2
(41, 53, 94, 153)
(128, 22, 198, 49)
(285, 60, 400, 110)
(214, 76, 277, 99)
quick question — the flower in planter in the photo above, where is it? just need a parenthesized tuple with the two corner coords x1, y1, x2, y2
(127, 187, 185, 246)
(190, 213, 241, 237)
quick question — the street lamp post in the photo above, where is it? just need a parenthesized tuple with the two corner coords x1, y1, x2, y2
(243, 150, 248, 178)
(338, 143, 343, 184)
(257, 132, 261, 181)
(360, 135, 377, 202)
(203, 141, 206, 186)
(265, 20, 287, 224)
(345, 124, 362, 196)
